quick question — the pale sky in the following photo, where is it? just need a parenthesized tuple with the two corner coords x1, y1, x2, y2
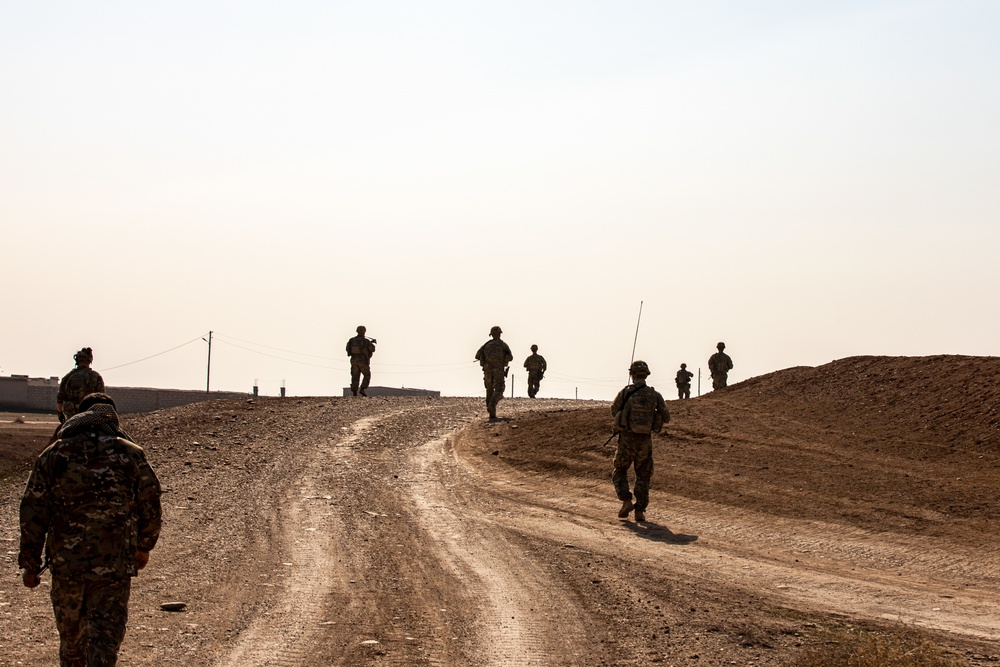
(2, 1, 998, 400)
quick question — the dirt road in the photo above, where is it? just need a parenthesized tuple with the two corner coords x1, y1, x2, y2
(2, 355, 999, 665)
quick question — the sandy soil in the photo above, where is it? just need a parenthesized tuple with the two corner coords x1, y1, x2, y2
(1, 355, 999, 666)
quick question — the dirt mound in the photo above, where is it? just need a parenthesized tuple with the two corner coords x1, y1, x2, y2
(484, 355, 1000, 546)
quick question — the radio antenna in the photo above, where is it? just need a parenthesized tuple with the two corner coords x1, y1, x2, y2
(628, 301, 644, 377)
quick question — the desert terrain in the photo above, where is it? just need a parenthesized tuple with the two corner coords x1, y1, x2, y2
(1, 354, 998, 666)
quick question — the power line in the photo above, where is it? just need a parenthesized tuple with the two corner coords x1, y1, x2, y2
(98, 335, 207, 372)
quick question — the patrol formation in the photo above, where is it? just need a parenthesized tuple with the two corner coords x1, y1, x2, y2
(17, 336, 733, 663)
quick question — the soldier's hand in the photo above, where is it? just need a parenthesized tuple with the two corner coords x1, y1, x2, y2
(22, 570, 40, 588)
(136, 550, 150, 570)
(57, 412, 65, 424)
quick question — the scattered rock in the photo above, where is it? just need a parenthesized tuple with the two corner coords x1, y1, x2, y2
(160, 602, 187, 612)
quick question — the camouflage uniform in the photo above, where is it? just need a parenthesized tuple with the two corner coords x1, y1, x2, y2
(346, 329, 376, 396)
(19, 399, 162, 667)
(57, 367, 105, 420)
(708, 343, 733, 390)
(611, 363, 669, 521)
(675, 364, 693, 399)
(475, 327, 513, 419)
(523, 349, 547, 398)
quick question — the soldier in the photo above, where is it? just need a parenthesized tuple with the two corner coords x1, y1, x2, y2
(611, 360, 669, 523)
(675, 363, 694, 399)
(523, 344, 547, 398)
(708, 341, 734, 390)
(345, 326, 376, 396)
(57, 347, 105, 422)
(19, 392, 162, 667)
(475, 326, 513, 420)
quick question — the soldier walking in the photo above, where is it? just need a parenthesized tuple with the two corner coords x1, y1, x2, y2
(57, 347, 105, 422)
(475, 326, 513, 420)
(19, 392, 162, 667)
(523, 344, 547, 398)
(675, 363, 694, 399)
(611, 361, 669, 523)
(346, 326, 376, 396)
(708, 341, 733, 390)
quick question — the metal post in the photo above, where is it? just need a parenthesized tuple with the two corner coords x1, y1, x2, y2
(698, 368, 701, 397)
(205, 330, 213, 393)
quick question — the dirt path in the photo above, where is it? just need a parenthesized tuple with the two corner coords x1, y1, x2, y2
(2, 393, 999, 666)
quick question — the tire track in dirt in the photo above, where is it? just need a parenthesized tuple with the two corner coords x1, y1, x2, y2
(406, 434, 592, 667)
(454, 450, 1000, 643)
(215, 417, 377, 667)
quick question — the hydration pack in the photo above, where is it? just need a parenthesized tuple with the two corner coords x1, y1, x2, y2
(349, 337, 366, 356)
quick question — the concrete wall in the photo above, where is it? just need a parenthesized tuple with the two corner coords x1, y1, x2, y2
(0, 375, 248, 414)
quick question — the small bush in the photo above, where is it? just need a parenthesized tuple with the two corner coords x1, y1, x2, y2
(790, 626, 963, 667)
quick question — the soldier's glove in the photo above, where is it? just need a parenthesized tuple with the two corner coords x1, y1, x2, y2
(21, 570, 41, 589)
(57, 411, 65, 424)
(136, 550, 151, 570)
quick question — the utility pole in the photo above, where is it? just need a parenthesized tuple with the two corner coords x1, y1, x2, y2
(205, 330, 213, 393)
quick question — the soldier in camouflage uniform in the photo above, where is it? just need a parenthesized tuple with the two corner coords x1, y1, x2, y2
(523, 345, 547, 398)
(611, 361, 669, 523)
(19, 393, 162, 667)
(708, 341, 733, 390)
(346, 326, 376, 396)
(57, 347, 105, 422)
(475, 326, 513, 420)
(675, 363, 694, 399)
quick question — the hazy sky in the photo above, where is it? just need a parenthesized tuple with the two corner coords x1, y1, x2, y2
(3, 1, 998, 400)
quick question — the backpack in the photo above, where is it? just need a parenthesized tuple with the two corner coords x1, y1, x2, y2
(483, 340, 509, 367)
(621, 388, 662, 434)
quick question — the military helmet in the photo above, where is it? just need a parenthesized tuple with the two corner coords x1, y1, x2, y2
(357, 325, 366, 333)
(717, 341, 726, 350)
(79, 392, 116, 412)
(530, 344, 538, 351)
(628, 360, 651, 375)
(490, 325, 503, 335)
(74, 347, 94, 364)
(680, 363, 687, 369)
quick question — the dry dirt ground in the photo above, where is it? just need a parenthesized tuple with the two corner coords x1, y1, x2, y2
(1, 354, 999, 666)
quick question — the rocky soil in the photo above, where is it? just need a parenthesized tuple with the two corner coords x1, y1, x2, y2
(1, 355, 999, 666)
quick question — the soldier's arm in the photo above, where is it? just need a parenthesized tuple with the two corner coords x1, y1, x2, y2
(346, 340, 353, 357)
(475, 345, 485, 362)
(657, 394, 670, 426)
(503, 343, 513, 364)
(540, 357, 547, 372)
(95, 373, 105, 392)
(134, 453, 163, 554)
(18, 456, 53, 574)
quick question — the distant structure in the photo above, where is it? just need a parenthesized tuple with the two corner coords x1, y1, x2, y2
(341, 386, 440, 398)
(0, 375, 248, 414)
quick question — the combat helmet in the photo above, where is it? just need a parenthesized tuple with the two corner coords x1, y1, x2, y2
(490, 326, 503, 336)
(717, 342, 726, 350)
(74, 347, 94, 365)
(530, 344, 538, 351)
(357, 325, 366, 333)
(628, 360, 651, 376)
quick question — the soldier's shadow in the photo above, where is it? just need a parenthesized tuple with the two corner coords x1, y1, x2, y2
(621, 520, 698, 545)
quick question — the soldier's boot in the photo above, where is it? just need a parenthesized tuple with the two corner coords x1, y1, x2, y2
(618, 498, 634, 518)
(634, 509, 646, 522)
(359, 389, 367, 397)
(352, 389, 358, 397)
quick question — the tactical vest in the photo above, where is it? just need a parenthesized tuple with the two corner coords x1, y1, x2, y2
(349, 337, 366, 356)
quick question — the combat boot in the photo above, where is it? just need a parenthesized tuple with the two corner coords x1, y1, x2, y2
(359, 389, 367, 397)
(618, 498, 634, 518)
(634, 509, 645, 522)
